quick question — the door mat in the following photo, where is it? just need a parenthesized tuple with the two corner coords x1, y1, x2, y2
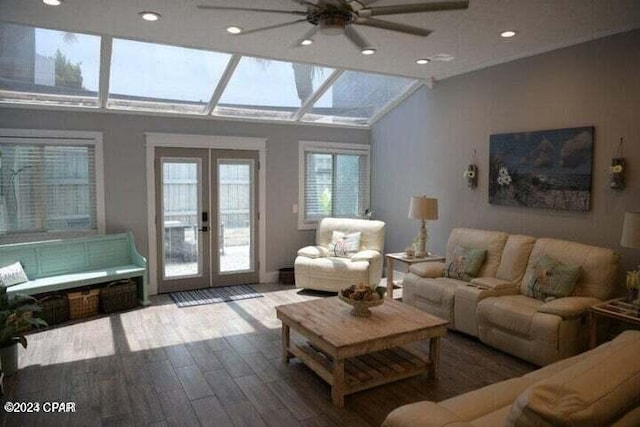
(170, 285, 262, 308)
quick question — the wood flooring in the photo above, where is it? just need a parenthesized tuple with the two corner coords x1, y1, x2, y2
(1, 284, 535, 427)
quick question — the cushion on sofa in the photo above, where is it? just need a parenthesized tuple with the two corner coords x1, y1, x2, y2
(445, 229, 508, 278)
(297, 245, 329, 258)
(524, 255, 581, 300)
(382, 401, 473, 427)
(409, 261, 445, 278)
(443, 246, 486, 281)
(328, 231, 361, 257)
(536, 296, 601, 319)
(495, 235, 536, 283)
(316, 218, 385, 252)
(506, 330, 640, 427)
(521, 238, 619, 301)
(470, 277, 518, 290)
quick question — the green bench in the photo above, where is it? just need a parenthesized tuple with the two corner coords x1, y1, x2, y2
(0, 232, 149, 306)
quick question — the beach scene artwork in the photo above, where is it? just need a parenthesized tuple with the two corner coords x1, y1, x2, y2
(489, 127, 594, 211)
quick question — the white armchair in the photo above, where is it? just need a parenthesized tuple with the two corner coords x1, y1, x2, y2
(294, 218, 386, 292)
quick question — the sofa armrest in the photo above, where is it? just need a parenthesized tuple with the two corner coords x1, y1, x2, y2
(537, 296, 602, 319)
(297, 245, 329, 259)
(351, 249, 381, 262)
(409, 262, 445, 278)
(470, 277, 519, 291)
(383, 402, 473, 427)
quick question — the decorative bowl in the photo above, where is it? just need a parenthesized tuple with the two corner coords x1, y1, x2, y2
(338, 291, 384, 317)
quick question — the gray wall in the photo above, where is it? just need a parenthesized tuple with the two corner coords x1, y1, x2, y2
(372, 29, 640, 274)
(0, 109, 369, 282)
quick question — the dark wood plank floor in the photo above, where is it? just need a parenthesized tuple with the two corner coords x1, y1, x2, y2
(1, 283, 535, 427)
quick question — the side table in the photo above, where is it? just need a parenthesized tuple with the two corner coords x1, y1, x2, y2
(385, 252, 445, 299)
(588, 298, 640, 348)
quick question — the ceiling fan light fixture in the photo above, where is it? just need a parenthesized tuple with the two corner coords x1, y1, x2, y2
(139, 11, 161, 21)
(300, 39, 314, 46)
(43, 0, 63, 6)
(226, 26, 243, 34)
(416, 58, 430, 65)
(361, 48, 376, 55)
(319, 16, 347, 36)
(500, 30, 517, 38)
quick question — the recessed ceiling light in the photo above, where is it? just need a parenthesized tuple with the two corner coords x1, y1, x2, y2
(226, 26, 243, 34)
(416, 58, 430, 65)
(139, 11, 161, 22)
(43, 0, 62, 5)
(500, 30, 517, 38)
(361, 48, 376, 55)
(300, 39, 313, 46)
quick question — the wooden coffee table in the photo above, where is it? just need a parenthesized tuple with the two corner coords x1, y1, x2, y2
(276, 297, 448, 407)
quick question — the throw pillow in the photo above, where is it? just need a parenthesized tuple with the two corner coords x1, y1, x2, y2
(525, 255, 581, 300)
(443, 246, 486, 281)
(328, 231, 361, 258)
(0, 262, 29, 287)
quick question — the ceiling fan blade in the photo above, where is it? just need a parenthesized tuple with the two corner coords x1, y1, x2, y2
(237, 19, 308, 36)
(355, 18, 432, 36)
(358, 1, 469, 17)
(197, 5, 307, 16)
(293, 25, 321, 47)
(344, 26, 371, 50)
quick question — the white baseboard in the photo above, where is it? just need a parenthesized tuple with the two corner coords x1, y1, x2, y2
(262, 271, 280, 283)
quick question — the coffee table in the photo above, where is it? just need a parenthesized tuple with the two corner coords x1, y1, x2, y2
(276, 297, 448, 407)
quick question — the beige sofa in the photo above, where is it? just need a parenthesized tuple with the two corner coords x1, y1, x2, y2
(294, 218, 385, 292)
(383, 330, 640, 427)
(402, 228, 620, 366)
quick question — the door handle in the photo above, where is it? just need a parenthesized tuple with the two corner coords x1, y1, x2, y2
(198, 226, 209, 232)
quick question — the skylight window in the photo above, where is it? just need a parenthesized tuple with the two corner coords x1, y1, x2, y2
(0, 23, 424, 127)
(108, 39, 232, 114)
(215, 57, 334, 120)
(301, 71, 418, 125)
(0, 23, 100, 107)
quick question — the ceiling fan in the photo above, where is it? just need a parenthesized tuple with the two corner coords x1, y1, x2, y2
(197, 1, 469, 53)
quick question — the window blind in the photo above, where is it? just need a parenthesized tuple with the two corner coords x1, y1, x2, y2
(0, 143, 97, 235)
(303, 150, 369, 222)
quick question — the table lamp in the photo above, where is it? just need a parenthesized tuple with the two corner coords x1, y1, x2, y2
(408, 196, 438, 257)
(621, 211, 640, 266)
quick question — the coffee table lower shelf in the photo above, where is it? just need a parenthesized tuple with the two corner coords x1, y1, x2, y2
(288, 341, 430, 400)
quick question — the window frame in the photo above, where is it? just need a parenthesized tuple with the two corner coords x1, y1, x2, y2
(0, 128, 105, 243)
(298, 140, 370, 230)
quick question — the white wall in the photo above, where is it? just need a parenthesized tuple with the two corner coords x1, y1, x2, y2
(0, 109, 370, 286)
(372, 29, 640, 275)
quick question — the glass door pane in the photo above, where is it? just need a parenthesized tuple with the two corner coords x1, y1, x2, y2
(217, 160, 253, 273)
(162, 160, 202, 279)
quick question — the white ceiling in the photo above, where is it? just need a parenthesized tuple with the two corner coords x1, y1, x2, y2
(1, 0, 639, 81)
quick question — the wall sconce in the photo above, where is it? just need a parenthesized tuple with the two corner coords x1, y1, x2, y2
(610, 138, 625, 191)
(463, 164, 478, 188)
(463, 150, 478, 188)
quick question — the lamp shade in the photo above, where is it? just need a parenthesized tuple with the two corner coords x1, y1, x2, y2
(621, 211, 640, 248)
(408, 196, 438, 220)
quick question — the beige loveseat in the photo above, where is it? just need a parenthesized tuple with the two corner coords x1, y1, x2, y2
(294, 218, 385, 292)
(383, 330, 640, 427)
(403, 228, 620, 366)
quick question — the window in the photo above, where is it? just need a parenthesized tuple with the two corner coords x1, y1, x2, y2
(0, 22, 101, 107)
(0, 130, 104, 241)
(109, 38, 232, 114)
(298, 141, 370, 229)
(301, 70, 418, 125)
(216, 57, 334, 120)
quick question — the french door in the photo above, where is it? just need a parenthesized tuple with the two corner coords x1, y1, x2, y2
(155, 147, 259, 293)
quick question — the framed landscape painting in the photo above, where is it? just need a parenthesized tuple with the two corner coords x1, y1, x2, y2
(489, 126, 594, 211)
